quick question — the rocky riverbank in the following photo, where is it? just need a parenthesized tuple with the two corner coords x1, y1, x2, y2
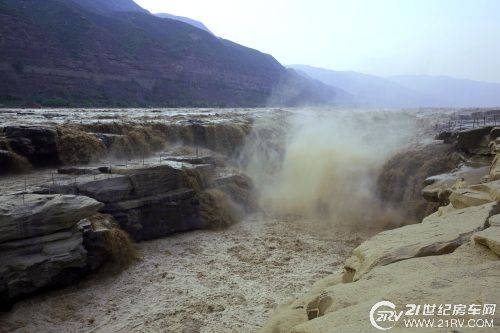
(261, 126, 500, 332)
(0, 109, 260, 310)
(0, 157, 256, 310)
(3, 107, 495, 332)
(0, 109, 255, 175)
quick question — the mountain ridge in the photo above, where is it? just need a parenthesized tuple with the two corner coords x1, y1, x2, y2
(290, 64, 500, 108)
(0, 0, 343, 107)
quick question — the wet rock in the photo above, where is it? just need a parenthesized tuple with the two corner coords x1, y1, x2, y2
(42, 163, 240, 241)
(103, 188, 202, 241)
(421, 177, 457, 204)
(58, 167, 101, 175)
(456, 126, 492, 155)
(377, 143, 458, 223)
(262, 244, 500, 333)
(343, 202, 495, 281)
(0, 194, 104, 243)
(116, 165, 184, 198)
(0, 195, 131, 310)
(78, 214, 137, 271)
(0, 226, 87, 311)
(4, 126, 61, 166)
(77, 176, 134, 203)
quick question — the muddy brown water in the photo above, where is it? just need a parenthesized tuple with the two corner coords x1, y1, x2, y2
(0, 215, 366, 333)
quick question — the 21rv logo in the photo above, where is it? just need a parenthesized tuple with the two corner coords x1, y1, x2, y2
(370, 301, 401, 330)
(369, 301, 496, 330)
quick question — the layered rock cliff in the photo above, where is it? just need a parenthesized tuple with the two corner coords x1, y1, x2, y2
(0, 110, 258, 311)
(0, 0, 346, 107)
(261, 126, 500, 332)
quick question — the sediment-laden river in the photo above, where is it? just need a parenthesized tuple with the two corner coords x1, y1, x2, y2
(0, 107, 462, 332)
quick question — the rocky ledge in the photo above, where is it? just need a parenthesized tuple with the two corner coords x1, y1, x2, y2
(0, 195, 118, 310)
(0, 155, 256, 310)
(261, 126, 500, 332)
(0, 115, 253, 175)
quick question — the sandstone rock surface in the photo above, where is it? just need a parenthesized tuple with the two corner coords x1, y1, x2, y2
(0, 227, 86, 310)
(0, 194, 106, 310)
(448, 180, 500, 209)
(344, 202, 495, 281)
(474, 225, 500, 256)
(0, 194, 104, 243)
(261, 244, 500, 333)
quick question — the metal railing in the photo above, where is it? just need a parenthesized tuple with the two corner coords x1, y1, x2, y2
(436, 113, 500, 132)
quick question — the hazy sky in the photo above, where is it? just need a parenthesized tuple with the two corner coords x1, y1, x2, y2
(134, 0, 500, 83)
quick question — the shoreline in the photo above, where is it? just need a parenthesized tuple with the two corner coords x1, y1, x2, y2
(261, 125, 500, 332)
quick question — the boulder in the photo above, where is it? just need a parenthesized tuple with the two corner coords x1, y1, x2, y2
(456, 126, 492, 155)
(38, 163, 229, 241)
(343, 202, 496, 281)
(4, 126, 61, 166)
(421, 166, 488, 205)
(76, 176, 133, 203)
(78, 214, 137, 271)
(489, 214, 500, 227)
(262, 244, 500, 333)
(448, 180, 500, 209)
(0, 226, 87, 310)
(449, 188, 494, 209)
(102, 188, 203, 241)
(421, 176, 460, 204)
(473, 226, 500, 256)
(0, 194, 104, 243)
(120, 165, 184, 198)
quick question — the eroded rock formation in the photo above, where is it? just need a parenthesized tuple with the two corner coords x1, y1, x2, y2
(0, 118, 253, 175)
(0, 194, 103, 310)
(377, 143, 459, 223)
(0, 112, 258, 314)
(261, 126, 500, 333)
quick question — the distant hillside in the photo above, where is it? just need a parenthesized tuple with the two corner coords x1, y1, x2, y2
(388, 75, 500, 108)
(0, 0, 342, 107)
(155, 13, 212, 34)
(290, 64, 500, 108)
(289, 65, 435, 107)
